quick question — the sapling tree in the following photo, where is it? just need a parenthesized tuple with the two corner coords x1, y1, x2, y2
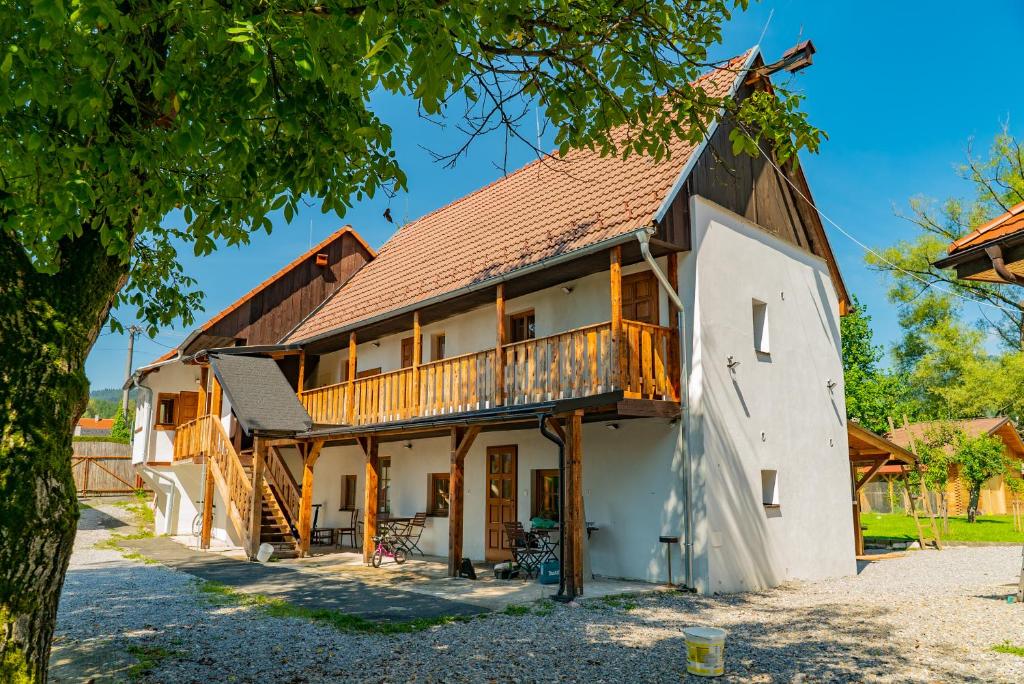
(954, 431, 1009, 523)
(0, 2, 825, 679)
(909, 423, 957, 533)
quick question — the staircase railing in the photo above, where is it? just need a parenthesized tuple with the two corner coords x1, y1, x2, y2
(264, 447, 301, 527)
(202, 416, 253, 549)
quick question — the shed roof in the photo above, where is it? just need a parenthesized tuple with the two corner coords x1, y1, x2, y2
(285, 50, 757, 343)
(208, 354, 311, 435)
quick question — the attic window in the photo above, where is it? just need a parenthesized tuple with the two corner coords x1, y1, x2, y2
(752, 299, 770, 355)
(315, 253, 329, 267)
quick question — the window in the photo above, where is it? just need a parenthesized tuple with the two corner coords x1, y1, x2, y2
(357, 367, 382, 379)
(752, 299, 770, 355)
(431, 334, 446, 361)
(761, 469, 780, 507)
(378, 457, 391, 514)
(622, 271, 658, 323)
(531, 469, 560, 521)
(427, 472, 450, 516)
(339, 474, 357, 511)
(155, 394, 177, 428)
(507, 310, 535, 343)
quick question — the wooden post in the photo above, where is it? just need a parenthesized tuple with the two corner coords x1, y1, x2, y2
(297, 439, 324, 557)
(360, 436, 379, 563)
(210, 375, 223, 417)
(412, 311, 421, 412)
(563, 410, 585, 596)
(346, 332, 357, 423)
(200, 461, 215, 549)
(665, 252, 681, 401)
(447, 426, 480, 576)
(198, 366, 209, 416)
(297, 350, 306, 399)
(850, 463, 863, 556)
(247, 437, 267, 560)
(495, 284, 506, 406)
(609, 246, 623, 390)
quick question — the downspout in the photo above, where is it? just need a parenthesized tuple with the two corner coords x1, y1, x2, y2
(984, 244, 1020, 284)
(636, 229, 695, 590)
(537, 414, 572, 601)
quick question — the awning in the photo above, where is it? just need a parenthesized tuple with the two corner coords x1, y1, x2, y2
(209, 353, 312, 435)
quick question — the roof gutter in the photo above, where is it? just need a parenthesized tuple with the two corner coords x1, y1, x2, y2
(289, 228, 653, 349)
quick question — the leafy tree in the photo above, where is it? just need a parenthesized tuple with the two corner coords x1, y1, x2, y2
(840, 296, 913, 433)
(866, 126, 1024, 351)
(908, 422, 958, 533)
(0, 2, 825, 678)
(953, 430, 1010, 522)
(109, 407, 131, 443)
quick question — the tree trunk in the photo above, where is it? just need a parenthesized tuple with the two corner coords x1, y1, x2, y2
(0, 230, 126, 682)
(967, 487, 981, 523)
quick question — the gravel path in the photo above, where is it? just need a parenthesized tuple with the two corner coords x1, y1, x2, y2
(54, 501, 1024, 682)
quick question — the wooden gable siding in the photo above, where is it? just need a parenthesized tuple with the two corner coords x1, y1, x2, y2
(187, 232, 372, 353)
(655, 87, 823, 261)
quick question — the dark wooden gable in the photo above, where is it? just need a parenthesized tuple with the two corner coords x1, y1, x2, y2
(183, 231, 373, 355)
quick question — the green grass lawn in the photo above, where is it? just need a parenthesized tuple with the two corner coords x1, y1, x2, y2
(862, 512, 1024, 543)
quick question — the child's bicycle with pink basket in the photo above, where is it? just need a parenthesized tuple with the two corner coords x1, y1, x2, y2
(370, 530, 407, 567)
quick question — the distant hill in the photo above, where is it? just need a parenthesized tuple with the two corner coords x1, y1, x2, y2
(86, 388, 136, 420)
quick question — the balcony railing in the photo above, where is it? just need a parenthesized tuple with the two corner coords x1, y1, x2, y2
(301, 319, 679, 427)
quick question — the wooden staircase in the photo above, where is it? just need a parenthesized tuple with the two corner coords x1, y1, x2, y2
(240, 452, 299, 559)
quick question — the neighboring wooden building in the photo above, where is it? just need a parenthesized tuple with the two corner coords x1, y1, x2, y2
(885, 417, 1024, 516)
(132, 47, 858, 596)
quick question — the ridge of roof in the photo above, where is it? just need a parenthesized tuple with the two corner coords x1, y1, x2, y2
(948, 201, 1024, 254)
(286, 49, 758, 343)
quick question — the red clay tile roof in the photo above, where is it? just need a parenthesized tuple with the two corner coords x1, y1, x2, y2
(286, 50, 756, 343)
(141, 225, 374, 367)
(886, 417, 1024, 460)
(947, 202, 1024, 255)
(77, 417, 115, 430)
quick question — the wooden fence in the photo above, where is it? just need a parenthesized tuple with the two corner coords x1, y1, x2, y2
(71, 440, 147, 496)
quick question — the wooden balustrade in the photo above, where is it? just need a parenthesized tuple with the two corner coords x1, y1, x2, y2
(173, 416, 209, 462)
(205, 416, 253, 546)
(264, 447, 301, 525)
(621, 320, 679, 401)
(300, 319, 678, 427)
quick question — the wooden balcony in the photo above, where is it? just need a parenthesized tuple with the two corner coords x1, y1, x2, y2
(300, 319, 679, 427)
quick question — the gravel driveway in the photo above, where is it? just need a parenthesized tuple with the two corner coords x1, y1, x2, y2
(53, 500, 1024, 682)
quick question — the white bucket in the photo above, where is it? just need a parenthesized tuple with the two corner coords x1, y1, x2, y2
(683, 626, 726, 677)
(256, 543, 275, 563)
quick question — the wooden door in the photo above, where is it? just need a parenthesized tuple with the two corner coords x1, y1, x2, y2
(485, 445, 517, 561)
(177, 391, 199, 425)
(622, 271, 658, 323)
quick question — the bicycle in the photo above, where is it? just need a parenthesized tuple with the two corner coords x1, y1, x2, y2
(371, 530, 407, 567)
(191, 501, 215, 538)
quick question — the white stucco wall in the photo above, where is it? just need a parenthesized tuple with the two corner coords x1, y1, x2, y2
(684, 196, 855, 593)
(134, 361, 203, 464)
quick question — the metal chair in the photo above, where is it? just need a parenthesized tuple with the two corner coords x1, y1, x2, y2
(398, 512, 428, 556)
(502, 521, 546, 577)
(336, 508, 359, 548)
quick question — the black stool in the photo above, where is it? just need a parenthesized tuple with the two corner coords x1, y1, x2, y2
(659, 535, 680, 587)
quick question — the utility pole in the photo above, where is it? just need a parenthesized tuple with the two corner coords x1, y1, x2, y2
(121, 325, 142, 416)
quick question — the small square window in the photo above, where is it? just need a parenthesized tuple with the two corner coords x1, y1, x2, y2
(761, 469, 779, 507)
(156, 394, 177, 428)
(752, 299, 770, 355)
(431, 334, 446, 362)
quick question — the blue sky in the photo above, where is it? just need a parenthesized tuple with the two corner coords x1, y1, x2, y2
(86, 0, 1024, 389)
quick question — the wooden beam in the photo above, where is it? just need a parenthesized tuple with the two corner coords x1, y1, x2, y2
(665, 252, 681, 401)
(247, 437, 267, 560)
(851, 462, 863, 556)
(198, 366, 209, 417)
(297, 350, 306, 399)
(609, 246, 623, 390)
(545, 416, 565, 443)
(447, 425, 481, 576)
(346, 332, 357, 422)
(616, 399, 681, 418)
(563, 410, 585, 596)
(210, 375, 223, 417)
(359, 436, 379, 563)
(855, 459, 887, 492)
(296, 439, 325, 557)
(495, 284, 506, 406)
(200, 459, 215, 549)
(412, 311, 421, 408)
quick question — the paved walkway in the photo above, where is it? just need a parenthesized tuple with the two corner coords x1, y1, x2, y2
(120, 536, 487, 622)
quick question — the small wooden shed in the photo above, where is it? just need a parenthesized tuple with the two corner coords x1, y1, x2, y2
(847, 422, 918, 555)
